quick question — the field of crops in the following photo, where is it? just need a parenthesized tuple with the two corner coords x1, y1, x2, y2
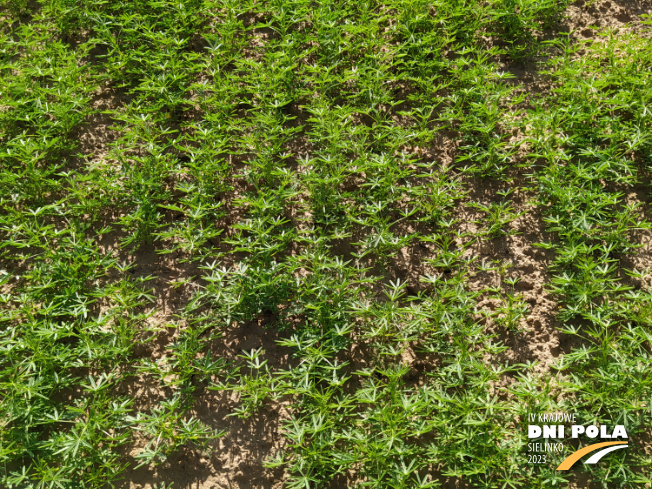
(2, 0, 652, 488)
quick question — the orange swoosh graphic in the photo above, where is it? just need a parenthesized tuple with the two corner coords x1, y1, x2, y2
(557, 441, 628, 470)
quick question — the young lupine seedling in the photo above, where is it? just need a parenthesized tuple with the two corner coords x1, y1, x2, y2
(471, 198, 524, 238)
(126, 393, 223, 467)
(211, 348, 278, 418)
